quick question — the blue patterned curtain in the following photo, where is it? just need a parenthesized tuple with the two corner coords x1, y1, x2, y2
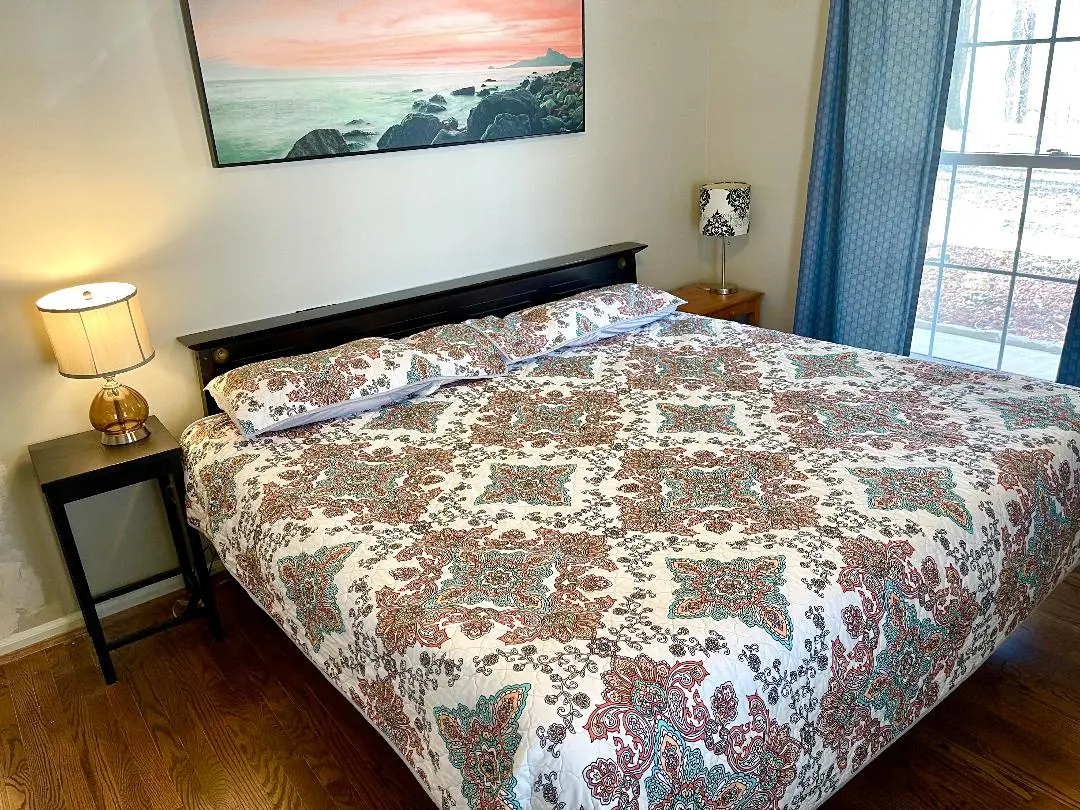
(793, 0, 962, 354)
(1058, 298, 1080, 387)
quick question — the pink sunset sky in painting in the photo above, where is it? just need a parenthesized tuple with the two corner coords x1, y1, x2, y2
(188, 0, 583, 75)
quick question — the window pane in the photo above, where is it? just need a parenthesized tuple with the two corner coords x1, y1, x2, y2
(1004, 276, 1073, 344)
(926, 166, 953, 261)
(964, 43, 1050, 152)
(942, 46, 971, 152)
(1041, 41, 1080, 156)
(946, 166, 1025, 271)
(944, 2, 978, 151)
(959, 0, 979, 41)
(930, 268, 1009, 368)
(976, 0, 1058, 42)
(1018, 169, 1080, 280)
(1058, 2, 1080, 38)
(912, 265, 941, 356)
(1000, 277, 1075, 379)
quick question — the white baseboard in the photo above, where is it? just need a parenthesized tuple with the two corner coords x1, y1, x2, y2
(0, 575, 185, 659)
(0, 614, 85, 658)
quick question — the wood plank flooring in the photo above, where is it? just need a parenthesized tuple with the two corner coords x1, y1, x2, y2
(0, 571, 1078, 810)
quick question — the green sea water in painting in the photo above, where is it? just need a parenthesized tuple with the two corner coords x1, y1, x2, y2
(205, 65, 580, 165)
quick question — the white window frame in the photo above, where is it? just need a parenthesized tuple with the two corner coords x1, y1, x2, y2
(917, 0, 1080, 372)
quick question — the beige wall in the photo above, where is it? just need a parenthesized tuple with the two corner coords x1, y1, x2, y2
(708, 0, 829, 332)
(0, 0, 718, 642)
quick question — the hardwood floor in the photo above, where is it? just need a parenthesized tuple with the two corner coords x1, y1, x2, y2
(1, 571, 1078, 809)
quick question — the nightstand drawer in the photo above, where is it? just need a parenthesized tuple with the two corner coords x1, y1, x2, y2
(717, 300, 759, 324)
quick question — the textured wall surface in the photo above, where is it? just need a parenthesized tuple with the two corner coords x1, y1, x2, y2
(0, 464, 44, 639)
(707, 0, 830, 332)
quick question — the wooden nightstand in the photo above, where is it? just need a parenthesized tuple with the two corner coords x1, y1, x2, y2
(673, 284, 764, 327)
(28, 416, 222, 684)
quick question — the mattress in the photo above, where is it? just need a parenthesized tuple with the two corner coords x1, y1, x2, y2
(182, 312, 1080, 810)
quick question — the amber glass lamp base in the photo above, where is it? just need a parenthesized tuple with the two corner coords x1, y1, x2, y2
(90, 377, 151, 446)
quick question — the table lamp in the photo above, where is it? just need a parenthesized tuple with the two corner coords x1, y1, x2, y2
(37, 282, 155, 445)
(700, 181, 751, 295)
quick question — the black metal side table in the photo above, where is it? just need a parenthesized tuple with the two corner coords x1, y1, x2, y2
(28, 415, 223, 684)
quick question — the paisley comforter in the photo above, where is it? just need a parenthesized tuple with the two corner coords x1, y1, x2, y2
(182, 313, 1080, 810)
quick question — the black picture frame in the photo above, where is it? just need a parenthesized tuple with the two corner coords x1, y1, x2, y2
(179, 0, 586, 168)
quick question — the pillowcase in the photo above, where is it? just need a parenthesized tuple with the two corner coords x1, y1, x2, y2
(206, 330, 504, 437)
(466, 283, 684, 363)
(579, 284, 685, 336)
(403, 322, 508, 377)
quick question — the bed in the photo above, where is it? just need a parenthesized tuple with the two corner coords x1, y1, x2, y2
(178, 244, 1080, 810)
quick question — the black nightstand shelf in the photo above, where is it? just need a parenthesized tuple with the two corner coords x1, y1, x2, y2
(28, 416, 222, 684)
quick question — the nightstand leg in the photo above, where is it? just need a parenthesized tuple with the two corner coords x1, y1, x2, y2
(157, 474, 196, 595)
(44, 495, 116, 684)
(161, 468, 223, 642)
(189, 529, 224, 642)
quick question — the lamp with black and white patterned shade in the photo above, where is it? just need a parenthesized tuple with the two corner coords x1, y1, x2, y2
(699, 182, 751, 295)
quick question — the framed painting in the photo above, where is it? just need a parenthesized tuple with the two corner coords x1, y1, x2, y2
(180, 1, 585, 167)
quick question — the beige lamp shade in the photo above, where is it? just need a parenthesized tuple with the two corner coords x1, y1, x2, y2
(36, 282, 154, 379)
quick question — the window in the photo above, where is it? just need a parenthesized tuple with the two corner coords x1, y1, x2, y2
(913, 0, 1080, 380)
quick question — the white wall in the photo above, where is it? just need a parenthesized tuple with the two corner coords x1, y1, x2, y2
(0, 0, 717, 642)
(708, 0, 829, 332)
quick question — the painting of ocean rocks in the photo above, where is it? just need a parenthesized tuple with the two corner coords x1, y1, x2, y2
(183, 1, 585, 166)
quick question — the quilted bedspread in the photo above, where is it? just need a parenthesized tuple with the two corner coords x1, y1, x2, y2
(182, 313, 1080, 810)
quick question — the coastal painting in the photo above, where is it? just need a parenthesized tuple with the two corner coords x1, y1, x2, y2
(181, 0, 585, 167)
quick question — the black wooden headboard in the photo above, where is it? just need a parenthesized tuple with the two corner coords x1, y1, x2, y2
(177, 242, 648, 415)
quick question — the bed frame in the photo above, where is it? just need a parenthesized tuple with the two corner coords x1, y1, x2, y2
(177, 242, 647, 415)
